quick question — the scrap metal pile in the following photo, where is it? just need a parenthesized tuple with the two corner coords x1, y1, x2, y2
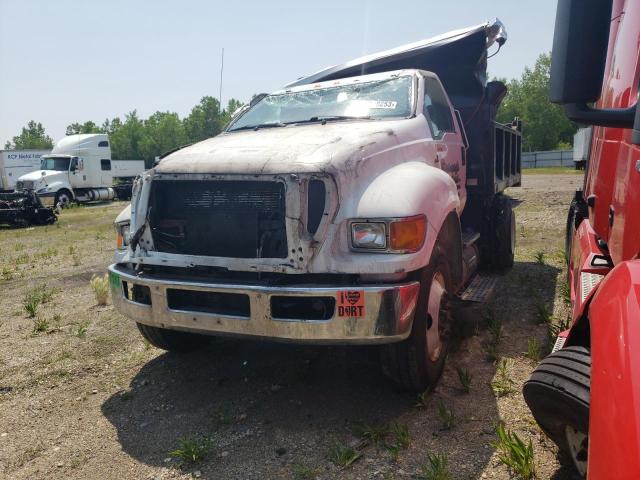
(0, 190, 57, 227)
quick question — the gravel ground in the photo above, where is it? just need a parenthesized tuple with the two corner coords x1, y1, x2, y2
(0, 173, 584, 480)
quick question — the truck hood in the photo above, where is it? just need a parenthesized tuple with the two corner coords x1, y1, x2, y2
(155, 118, 423, 176)
(18, 170, 67, 183)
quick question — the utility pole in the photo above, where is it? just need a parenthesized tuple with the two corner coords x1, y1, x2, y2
(219, 47, 225, 113)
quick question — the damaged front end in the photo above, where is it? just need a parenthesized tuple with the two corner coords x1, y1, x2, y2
(0, 190, 57, 227)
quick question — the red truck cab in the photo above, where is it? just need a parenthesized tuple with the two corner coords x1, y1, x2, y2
(523, 1, 640, 478)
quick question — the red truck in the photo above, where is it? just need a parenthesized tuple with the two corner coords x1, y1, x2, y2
(523, 1, 640, 478)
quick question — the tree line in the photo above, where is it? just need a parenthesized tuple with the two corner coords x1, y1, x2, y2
(4, 96, 242, 167)
(5, 53, 578, 155)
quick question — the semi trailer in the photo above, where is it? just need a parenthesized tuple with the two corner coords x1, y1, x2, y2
(16, 134, 145, 207)
(0, 149, 49, 191)
(108, 19, 522, 392)
(523, 1, 640, 478)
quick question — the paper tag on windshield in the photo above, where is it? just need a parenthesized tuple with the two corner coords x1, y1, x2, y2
(350, 100, 397, 110)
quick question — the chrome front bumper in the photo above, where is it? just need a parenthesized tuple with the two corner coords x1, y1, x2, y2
(108, 264, 420, 344)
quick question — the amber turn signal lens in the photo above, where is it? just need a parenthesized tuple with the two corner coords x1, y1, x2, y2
(116, 234, 124, 249)
(389, 216, 426, 252)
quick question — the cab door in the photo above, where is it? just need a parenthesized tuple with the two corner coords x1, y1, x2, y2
(422, 75, 467, 211)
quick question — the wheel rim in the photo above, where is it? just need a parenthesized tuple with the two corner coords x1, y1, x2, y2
(510, 211, 516, 255)
(57, 193, 70, 207)
(565, 425, 588, 477)
(426, 271, 447, 362)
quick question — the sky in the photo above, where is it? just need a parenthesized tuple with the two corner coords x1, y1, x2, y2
(0, 0, 557, 146)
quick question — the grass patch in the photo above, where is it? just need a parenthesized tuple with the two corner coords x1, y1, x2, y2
(437, 401, 455, 430)
(169, 437, 210, 467)
(353, 421, 389, 448)
(89, 274, 110, 306)
(491, 358, 515, 397)
(420, 453, 452, 480)
(535, 303, 553, 324)
(291, 463, 321, 480)
(522, 167, 582, 175)
(327, 443, 361, 468)
(456, 367, 472, 393)
(75, 320, 90, 338)
(415, 390, 430, 408)
(391, 423, 410, 449)
(525, 337, 541, 362)
(493, 423, 537, 480)
(32, 317, 50, 335)
(534, 250, 546, 265)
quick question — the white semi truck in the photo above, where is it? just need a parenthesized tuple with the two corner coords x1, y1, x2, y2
(0, 149, 50, 191)
(16, 134, 145, 207)
(109, 20, 522, 391)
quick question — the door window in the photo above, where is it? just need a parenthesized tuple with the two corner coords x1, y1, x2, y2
(423, 77, 454, 139)
(101, 159, 112, 171)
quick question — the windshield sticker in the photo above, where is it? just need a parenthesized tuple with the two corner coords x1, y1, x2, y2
(351, 100, 398, 109)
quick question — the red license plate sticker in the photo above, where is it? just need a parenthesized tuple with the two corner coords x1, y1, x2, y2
(337, 290, 365, 317)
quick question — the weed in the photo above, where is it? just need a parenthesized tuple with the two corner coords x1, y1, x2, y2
(72, 254, 81, 266)
(89, 274, 110, 306)
(420, 453, 452, 480)
(209, 407, 233, 428)
(493, 423, 537, 480)
(491, 358, 515, 397)
(14, 242, 25, 251)
(535, 303, 553, 324)
(95, 231, 106, 240)
(415, 390, 430, 408)
(353, 422, 389, 448)
(1, 266, 12, 280)
(32, 317, 49, 334)
(169, 437, 210, 466)
(485, 309, 503, 345)
(392, 423, 410, 449)
(386, 443, 401, 462)
(456, 367, 472, 393)
(327, 443, 361, 468)
(119, 390, 135, 401)
(483, 342, 499, 362)
(23, 297, 39, 318)
(68, 245, 76, 255)
(15, 253, 29, 264)
(437, 401, 455, 430)
(534, 250, 546, 265)
(525, 337, 541, 362)
(292, 463, 321, 480)
(76, 320, 89, 338)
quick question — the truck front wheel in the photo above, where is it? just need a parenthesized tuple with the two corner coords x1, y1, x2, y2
(55, 190, 73, 209)
(136, 323, 211, 353)
(523, 346, 590, 478)
(380, 244, 453, 392)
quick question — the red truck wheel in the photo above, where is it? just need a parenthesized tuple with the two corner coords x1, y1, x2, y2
(136, 323, 211, 353)
(523, 346, 590, 478)
(380, 243, 453, 392)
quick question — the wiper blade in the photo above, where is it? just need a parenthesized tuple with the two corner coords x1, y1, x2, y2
(230, 122, 286, 132)
(306, 115, 372, 124)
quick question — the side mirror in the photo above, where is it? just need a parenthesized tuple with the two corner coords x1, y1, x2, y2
(550, 0, 636, 128)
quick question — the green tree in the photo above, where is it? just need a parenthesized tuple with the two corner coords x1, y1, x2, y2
(4, 121, 54, 149)
(220, 98, 245, 127)
(108, 111, 145, 161)
(65, 121, 103, 135)
(140, 111, 186, 162)
(497, 53, 577, 151)
(183, 96, 223, 144)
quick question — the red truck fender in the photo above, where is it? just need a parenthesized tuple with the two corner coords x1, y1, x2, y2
(588, 260, 640, 479)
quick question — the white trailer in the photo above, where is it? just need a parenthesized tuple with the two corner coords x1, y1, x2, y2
(573, 127, 592, 170)
(16, 134, 145, 206)
(0, 150, 50, 191)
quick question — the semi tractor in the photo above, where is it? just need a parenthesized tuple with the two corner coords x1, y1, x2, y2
(523, 1, 640, 478)
(108, 20, 522, 392)
(16, 134, 145, 207)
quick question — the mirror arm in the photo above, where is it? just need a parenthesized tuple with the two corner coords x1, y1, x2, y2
(564, 102, 636, 128)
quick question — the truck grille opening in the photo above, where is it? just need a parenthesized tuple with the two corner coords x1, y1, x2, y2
(307, 179, 326, 235)
(270, 296, 335, 321)
(148, 180, 287, 258)
(167, 289, 250, 317)
(122, 281, 152, 305)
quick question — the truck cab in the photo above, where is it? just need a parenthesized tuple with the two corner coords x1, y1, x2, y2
(16, 133, 144, 206)
(109, 20, 522, 392)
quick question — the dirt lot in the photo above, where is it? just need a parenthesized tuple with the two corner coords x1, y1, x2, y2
(0, 172, 584, 480)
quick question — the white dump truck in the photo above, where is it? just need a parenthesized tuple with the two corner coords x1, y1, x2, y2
(109, 20, 522, 391)
(0, 149, 49, 191)
(16, 134, 145, 206)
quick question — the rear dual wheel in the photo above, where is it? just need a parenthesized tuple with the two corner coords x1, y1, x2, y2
(380, 243, 453, 392)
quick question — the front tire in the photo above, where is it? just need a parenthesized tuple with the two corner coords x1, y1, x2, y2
(136, 323, 211, 353)
(55, 189, 73, 209)
(523, 346, 590, 478)
(380, 243, 453, 392)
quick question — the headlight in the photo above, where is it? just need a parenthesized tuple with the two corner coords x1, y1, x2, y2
(351, 222, 387, 249)
(350, 215, 426, 253)
(115, 222, 130, 250)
